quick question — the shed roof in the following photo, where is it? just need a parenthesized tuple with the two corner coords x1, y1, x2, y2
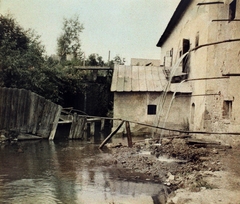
(156, 0, 192, 47)
(111, 65, 192, 93)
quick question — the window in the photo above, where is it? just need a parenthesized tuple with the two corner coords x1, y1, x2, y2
(229, 0, 237, 21)
(195, 32, 199, 47)
(223, 100, 232, 119)
(147, 105, 157, 115)
(182, 39, 190, 73)
(191, 103, 195, 124)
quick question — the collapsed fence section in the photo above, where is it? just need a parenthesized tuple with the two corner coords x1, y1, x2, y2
(0, 87, 62, 139)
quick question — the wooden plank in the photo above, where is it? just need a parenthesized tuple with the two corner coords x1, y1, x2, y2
(124, 66, 132, 91)
(3, 88, 12, 129)
(18, 134, 42, 140)
(30, 93, 40, 134)
(90, 122, 95, 135)
(100, 119, 105, 131)
(69, 114, 86, 139)
(116, 65, 125, 92)
(11, 88, 19, 130)
(74, 66, 112, 70)
(110, 64, 119, 91)
(23, 90, 31, 132)
(69, 113, 77, 139)
(138, 66, 147, 91)
(125, 121, 132, 147)
(99, 120, 125, 149)
(19, 89, 30, 133)
(152, 67, 163, 91)
(49, 105, 62, 140)
(0, 88, 4, 129)
(39, 100, 53, 138)
(145, 67, 155, 91)
(35, 95, 45, 135)
(131, 66, 139, 91)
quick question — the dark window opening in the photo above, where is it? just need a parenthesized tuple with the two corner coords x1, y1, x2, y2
(191, 103, 195, 124)
(148, 105, 157, 115)
(223, 100, 232, 119)
(179, 50, 182, 58)
(195, 32, 199, 47)
(182, 39, 190, 73)
(229, 0, 236, 21)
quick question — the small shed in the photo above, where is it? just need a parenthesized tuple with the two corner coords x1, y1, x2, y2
(111, 65, 192, 136)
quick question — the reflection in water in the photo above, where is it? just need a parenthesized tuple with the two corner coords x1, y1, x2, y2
(0, 140, 166, 204)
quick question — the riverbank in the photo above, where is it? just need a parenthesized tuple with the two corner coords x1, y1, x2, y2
(100, 137, 240, 204)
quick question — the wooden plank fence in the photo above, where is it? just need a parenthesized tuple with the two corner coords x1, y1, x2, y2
(0, 87, 62, 139)
(69, 113, 86, 139)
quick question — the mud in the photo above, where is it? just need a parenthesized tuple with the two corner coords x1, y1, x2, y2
(99, 137, 236, 203)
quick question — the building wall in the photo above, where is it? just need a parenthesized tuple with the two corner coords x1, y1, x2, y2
(159, 0, 240, 143)
(112, 92, 191, 136)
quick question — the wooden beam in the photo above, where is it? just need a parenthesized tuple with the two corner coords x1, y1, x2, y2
(212, 19, 240, 21)
(222, 73, 240, 76)
(73, 66, 113, 70)
(99, 121, 124, 149)
(125, 121, 133, 148)
(49, 105, 62, 140)
(186, 76, 229, 81)
(191, 38, 240, 52)
(197, 1, 224, 5)
(176, 93, 220, 97)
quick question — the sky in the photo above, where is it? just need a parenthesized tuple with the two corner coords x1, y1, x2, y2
(0, 0, 180, 64)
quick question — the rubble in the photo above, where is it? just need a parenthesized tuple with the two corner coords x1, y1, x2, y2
(98, 137, 233, 203)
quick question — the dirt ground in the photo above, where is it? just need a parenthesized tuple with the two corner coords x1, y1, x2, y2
(100, 137, 240, 204)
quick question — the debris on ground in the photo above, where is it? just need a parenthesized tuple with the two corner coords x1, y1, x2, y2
(98, 136, 239, 204)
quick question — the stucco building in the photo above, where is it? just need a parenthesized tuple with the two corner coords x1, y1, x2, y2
(157, 0, 240, 144)
(111, 65, 192, 136)
(111, 0, 240, 143)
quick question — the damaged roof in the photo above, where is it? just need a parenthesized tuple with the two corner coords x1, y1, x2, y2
(156, 0, 192, 47)
(111, 65, 192, 93)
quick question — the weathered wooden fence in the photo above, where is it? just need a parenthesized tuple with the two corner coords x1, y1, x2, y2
(0, 87, 62, 139)
(69, 113, 86, 139)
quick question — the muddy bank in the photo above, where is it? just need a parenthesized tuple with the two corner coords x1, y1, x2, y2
(98, 137, 238, 203)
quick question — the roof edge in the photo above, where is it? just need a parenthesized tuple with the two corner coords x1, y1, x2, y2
(156, 0, 192, 47)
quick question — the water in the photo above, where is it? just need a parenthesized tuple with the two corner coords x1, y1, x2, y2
(0, 139, 166, 204)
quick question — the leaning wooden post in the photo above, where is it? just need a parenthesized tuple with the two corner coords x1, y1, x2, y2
(100, 118, 105, 131)
(49, 105, 62, 140)
(99, 120, 124, 149)
(69, 113, 77, 139)
(90, 121, 95, 135)
(125, 121, 133, 147)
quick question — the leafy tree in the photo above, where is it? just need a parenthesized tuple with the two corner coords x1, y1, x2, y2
(85, 53, 104, 66)
(57, 16, 84, 63)
(114, 55, 125, 65)
(0, 15, 45, 87)
(0, 14, 113, 117)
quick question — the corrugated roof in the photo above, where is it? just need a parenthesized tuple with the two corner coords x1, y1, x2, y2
(111, 65, 192, 93)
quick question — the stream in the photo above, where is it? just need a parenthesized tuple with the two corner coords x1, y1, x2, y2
(0, 136, 166, 204)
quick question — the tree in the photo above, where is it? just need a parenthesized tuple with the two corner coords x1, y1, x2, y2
(113, 55, 125, 65)
(85, 53, 104, 66)
(0, 15, 45, 87)
(57, 16, 84, 62)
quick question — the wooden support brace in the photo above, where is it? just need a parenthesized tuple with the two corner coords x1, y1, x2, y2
(99, 120, 124, 149)
(49, 105, 62, 140)
(125, 121, 133, 147)
(90, 122, 95, 135)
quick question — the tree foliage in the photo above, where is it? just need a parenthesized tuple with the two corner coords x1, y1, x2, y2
(0, 14, 113, 117)
(85, 53, 104, 66)
(57, 16, 84, 62)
